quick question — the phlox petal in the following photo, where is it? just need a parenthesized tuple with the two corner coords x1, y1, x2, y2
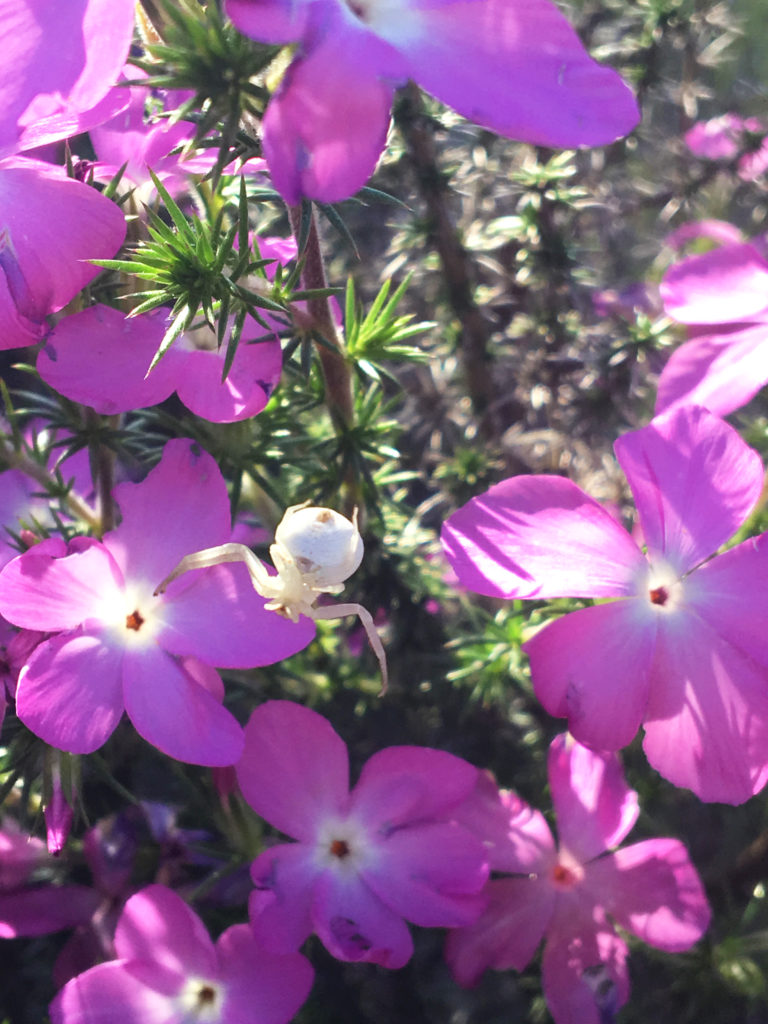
(525, 601, 656, 751)
(159, 562, 315, 667)
(312, 868, 414, 968)
(17, 631, 125, 753)
(249, 844, 317, 954)
(104, 439, 232, 583)
(643, 611, 768, 803)
(0, 270, 43, 349)
(548, 735, 639, 863)
(396, 0, 639, 148)
(0, 0, 135, 156)
(661, 242, 768, 324)
(123, 647, 244, 766)
(446, 877, 555, 985)
(237, 702, 349, 841)
(261, 31, 394, 203)
(361, 822, 488, 928)
(0, 540, 122, 631)
(453, 773, 555, 874)
(50, 959, 184, 1024)
(615, 405, 764, 575)
(684, 534, 768, 668)
(655, 321, 768, 418)
(38, 306, 182, 415)
(225, 0, 313, 44)
(542, 910, 629, 1024)
(585, 839, 710, 951)
(173, 337, 282, 423)
(351, 745, 480, 830)
(441, 475, 644, 600)
(0, 885, 100, 939)
(216, 924, 314, 1024)
(114, 885, 217, 978)
(0, 158, 125, 323)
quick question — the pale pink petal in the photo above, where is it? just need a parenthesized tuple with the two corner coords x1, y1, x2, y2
(159, 562, 315, 667)
(441, 475, 644, 599)
(261, 33, 394, 203)
(50, 959, 184, 1024)
(0, 540, 123, 630)
(216, 924, 314, 1024)
(0, 157, 125, 319)
(114, 885, 217, 977)
(312, 868, 414, 968)
(684, 115, 743, 159)
(643, 610, 768, 803)
(16, 631, 125, 753)
(351, 746, 479, 829)
(174, 337, 282, 423)
(615, 405, 764, 575)
(548, 735, 639, 862)
(453, 772, 555, 874)
(0, 885, 99, 938)
(542, 909, 629, 1024)
(655, 321, 768, 418)
(249, 843, 317, 953)
(38, 306, 182, 415)
(104, 439, 232, 583)
(16, 88, 131, 154)
(661, 242, 768, 324)
(447, 877, 554, 985)
(684, 534, 768, 668)
(395, 0, 639, 148)
(237, 701, 349, 841)
(362, 822, 487, 927)
(123, 647, 244, 766)
(585, 840, 710, 951)
(525, 601, 655, 751)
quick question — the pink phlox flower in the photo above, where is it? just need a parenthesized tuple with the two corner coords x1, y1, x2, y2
(0, 439, 315, 765)
(50, 883, 315, 1024)
(38, 234, 295, 422)
(685, 114, 768, 180)
(236, 700, 490, 968)
(657, 230, 768, 416)
(442, 404, 768, 804)
(446, 736, 710, 1024)
(0, 816, 100, 939)
(224, 0, 639, 203)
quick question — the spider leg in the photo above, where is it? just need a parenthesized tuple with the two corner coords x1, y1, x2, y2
(314, 602, 388, 695)
(154, 543, 273, 596)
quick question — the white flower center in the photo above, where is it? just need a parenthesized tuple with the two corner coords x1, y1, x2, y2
(100, 581, 164, 647)
(315, 817, 371, 874)
(176, 977, 224, 1023)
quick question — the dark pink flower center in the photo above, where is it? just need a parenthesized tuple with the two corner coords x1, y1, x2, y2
(196, 984, 217, 1008)
(551, 862, 579, 887)
(649, 585, 669, 606)
(125, 609, 145, 631)
(330, 838, 351, 859)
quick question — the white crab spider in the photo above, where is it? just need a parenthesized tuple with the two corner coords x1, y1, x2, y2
(154, 503, 388, 690)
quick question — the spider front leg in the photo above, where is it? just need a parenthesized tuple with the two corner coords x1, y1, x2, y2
(153, 543, 275, 598)
(314, 602, 388, 694)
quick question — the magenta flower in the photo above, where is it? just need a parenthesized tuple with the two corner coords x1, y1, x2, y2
(657, 233, 768, 416)
(225, 0, 639, 203)
(446, 736, 710, 1024)
(442, 404, 768, 803)
(0, 440, 314, 765)
(50, 884, 314, 1024)
(685, 114, 768, 181)
(236, 700, 489, 967)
